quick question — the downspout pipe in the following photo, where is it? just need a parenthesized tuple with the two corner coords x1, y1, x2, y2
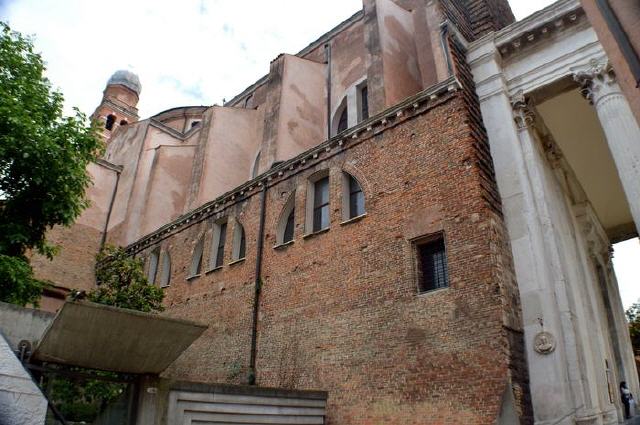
(248, 182, 267, 385)
(325, 43, 332, 138)
(439, 22, 454, 78)
(595, 0, 640, 88)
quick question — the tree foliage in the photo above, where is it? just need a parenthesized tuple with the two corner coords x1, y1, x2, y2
(626, 302, 640, 355)
(88, 245, 164, 313)
(0, 22, 102, 305)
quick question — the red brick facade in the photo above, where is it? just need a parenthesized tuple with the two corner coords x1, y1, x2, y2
(130, 78, 531, 423)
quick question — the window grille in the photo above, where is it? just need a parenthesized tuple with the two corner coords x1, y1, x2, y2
(417, 237, 448, 292)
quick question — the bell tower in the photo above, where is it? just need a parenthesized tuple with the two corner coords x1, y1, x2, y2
(92, 70, 141, 142)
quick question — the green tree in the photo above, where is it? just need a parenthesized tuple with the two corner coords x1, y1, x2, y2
(0, 22, 102, 306)
(49, 246, 164, 422)
(626, 302, 640, 355)
(88, 245, 164, 313)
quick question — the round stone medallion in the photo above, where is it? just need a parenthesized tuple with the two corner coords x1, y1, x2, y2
(534, 331, 556, 354)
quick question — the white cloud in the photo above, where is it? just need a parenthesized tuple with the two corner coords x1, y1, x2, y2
(1, 0, 363, 117)
(2, 0, 638, 308)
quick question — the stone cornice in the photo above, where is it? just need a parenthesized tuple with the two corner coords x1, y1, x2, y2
(101, 98, 139, 118)
(469, 0, 584, 59)
(94, 158, 123, 173)
(125, 76, 461, 255)
(149, 119, 202, 141)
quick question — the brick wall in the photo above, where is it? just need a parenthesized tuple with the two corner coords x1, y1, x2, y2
(133, 85, 531, 423)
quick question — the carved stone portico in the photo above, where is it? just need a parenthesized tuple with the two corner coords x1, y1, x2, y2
(468, 0, 639, 423)
(573, 59, 640, 234)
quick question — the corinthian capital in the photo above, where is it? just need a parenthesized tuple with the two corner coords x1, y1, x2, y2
(572, 58, 616, 105)
(511, 91, 535, 130)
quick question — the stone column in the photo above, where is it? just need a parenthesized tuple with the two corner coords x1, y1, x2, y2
(574, 59, 640, 233)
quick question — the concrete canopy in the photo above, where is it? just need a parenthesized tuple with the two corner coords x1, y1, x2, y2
(32, 301, 207, 374)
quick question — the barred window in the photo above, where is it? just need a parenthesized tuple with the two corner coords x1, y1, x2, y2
(416, 236, 448, 292)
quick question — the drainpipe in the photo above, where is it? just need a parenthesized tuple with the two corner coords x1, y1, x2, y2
(325, 43, 332, 138)
(595, 0, 640, 88)
(248, 182, 267, 385)
(439, 22, 453, 77)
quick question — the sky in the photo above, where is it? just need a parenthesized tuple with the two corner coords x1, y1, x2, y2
(1, 0, 638, 308)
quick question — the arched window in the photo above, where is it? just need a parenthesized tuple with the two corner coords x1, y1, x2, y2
(252, 151, 261, 179)
(232, 222, 246, 261)
(208, 220, 227, 270)
(337, 107, 348, 134)
(159, 251, 171, 288)
(119, 119, 128, 126)
(189, 236, 204, 278)
(305, 170, 330, 234)
(105, 114, 116, 131)
(331, 97, 349, 137)
(359, 84, 369, 121)
(276, 192, 296, 245)
(147, 248, 160, 284)
(342, 172, 365, 220)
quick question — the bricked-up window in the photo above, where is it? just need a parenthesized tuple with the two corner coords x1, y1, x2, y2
(313, 177, 330, 232)
(159, 251, 171, 288)
(232, 222, 246, 261)
(416, 236, 448, 293)
(105, 114, 116, 131)
(147, 248, 160, 284)
(359, 85, 369, 121)
(189, 237, 204, 277)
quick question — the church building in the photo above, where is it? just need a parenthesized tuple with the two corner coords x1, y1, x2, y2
(31, 0, 640, 423)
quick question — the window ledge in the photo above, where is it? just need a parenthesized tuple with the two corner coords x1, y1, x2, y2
(340, 213, 367, 226)
(186, 274, 201, 281)
(229, 258, 246, 266)
(205, 266, 223, 275)
(160, 285, 171, 289)
(273, 240, 294, 250)
(417, 287, 449, 297)
(303, 227, 330, 239)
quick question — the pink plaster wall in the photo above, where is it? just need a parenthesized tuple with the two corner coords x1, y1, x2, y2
(275, 55, 328, 162)
(31, 162, 119, 290)
(142, 145, 197, 236)
(196, 106, 262, 207)
(330, 21, 367, 114)
(376, 0, 423, 107)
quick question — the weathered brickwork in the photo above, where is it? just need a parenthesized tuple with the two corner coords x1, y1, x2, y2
(133, 86, 531, 423)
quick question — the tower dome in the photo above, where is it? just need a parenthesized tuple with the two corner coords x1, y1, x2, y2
(107, 70, 142, 95)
